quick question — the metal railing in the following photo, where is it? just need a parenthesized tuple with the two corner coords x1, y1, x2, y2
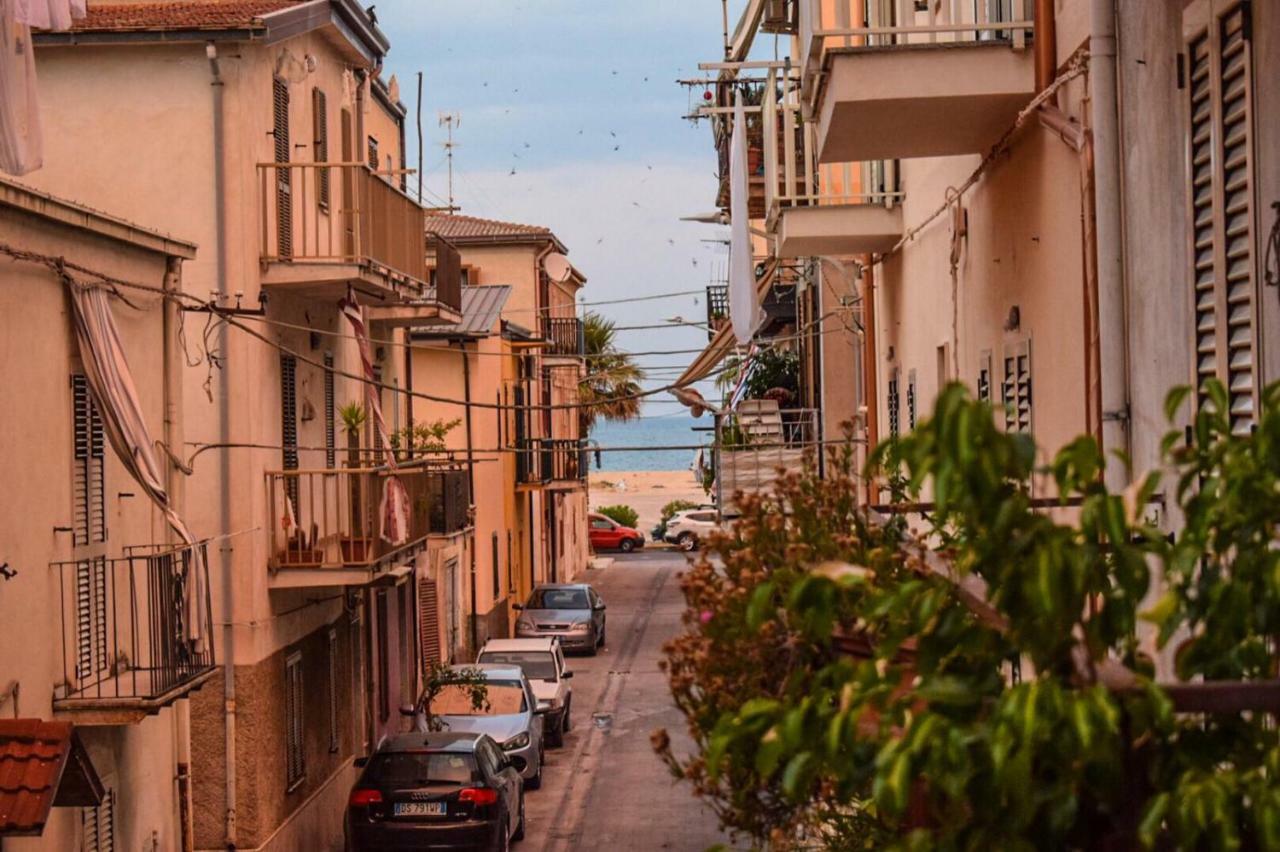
(265, 464, 439, 571)
(544, 439, 588, 482)
(52, 542, 215, 706)
(706, 284, 729, 337)
(799, 0, 1034, 91)
(541, 317, 584, 357)
(516, 439, 546, 485)
(714, 405, 822, 514)
(258, 161, 429, 296)
(426, 468, 472, 535)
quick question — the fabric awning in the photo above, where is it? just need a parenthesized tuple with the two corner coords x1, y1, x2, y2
(673, 259, 779, 389)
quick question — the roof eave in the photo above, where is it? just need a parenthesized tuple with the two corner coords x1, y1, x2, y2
(35, 26, 262, 46)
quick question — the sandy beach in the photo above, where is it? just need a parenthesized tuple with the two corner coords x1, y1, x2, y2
(588, 469, 710, 540)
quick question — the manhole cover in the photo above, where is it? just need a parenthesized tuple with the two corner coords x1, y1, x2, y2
(592, 713, 613, 732)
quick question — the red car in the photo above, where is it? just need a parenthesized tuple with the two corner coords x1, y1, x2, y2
(588, 513, 645, 553)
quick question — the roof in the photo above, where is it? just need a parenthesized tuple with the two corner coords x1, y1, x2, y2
(479, 638, 557, 653)
(425, 214, 566, 253)
(414, 285, 511, 338)
(72, 1, 298, 32)
(379, 731, 483, 754)
(0, 720, 103, 837)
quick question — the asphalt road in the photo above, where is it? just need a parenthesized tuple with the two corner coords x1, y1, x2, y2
(522, 549, 735, 852)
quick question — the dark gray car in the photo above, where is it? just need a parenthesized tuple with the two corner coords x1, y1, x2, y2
(513, 584, 607, 655)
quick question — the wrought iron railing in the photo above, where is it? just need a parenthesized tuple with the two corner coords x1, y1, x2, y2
(516, 439, 546, 485)
(426, 468, 472, 535)
(52, 541, 215, 707)
(544, 439, 588, 482)
(706, 284, 729, 338)
(541, 317, 584, 357)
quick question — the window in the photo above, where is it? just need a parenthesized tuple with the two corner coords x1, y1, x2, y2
(887, 369, 901, 438)
(977, 351, 993, 403)
(81, 787, 114, 852)
(280, 354, 299, 506)
(285, 651, 305, 790)
(312, 87, 330, 211)
(71, 374, 105, 546)
(375, 591, 390, 722)
(490, 532, 500, 606)
(1183, 0, 1258, 435)
(419, 577, 441, 671)
(367, 136, 379, 171)
(273, 77, 292, 258)
(590, 517, 613, 530)
(327, 628, 339, 753)
(1002, 340, 1032, 434)
(907, 369, 918, 431)
(74, 557, 108, 683)
(398, 583, 414, 708)
(323, 353, 335, 468)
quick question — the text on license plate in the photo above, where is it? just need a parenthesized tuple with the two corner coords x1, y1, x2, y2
(394, 802, 445, 817)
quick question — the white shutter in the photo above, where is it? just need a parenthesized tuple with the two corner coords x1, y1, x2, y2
(1002, 340, 1032, 434)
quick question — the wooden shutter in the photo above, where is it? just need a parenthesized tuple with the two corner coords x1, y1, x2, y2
(1184, 0, 1258, 434)
(74, 557, 107, 683)
(273, 78, 293, 258)
(285, 651, 304, 789)
(907, 369, 918, 431)
(376, 591, 390, 722)
(977, 350, 993, 403)
(887, 370, 900, 437)
(367, 136, 379, 171)
(280, 355, 299, 506)
(82, 787, 114, 852)
(312, 87, 330, 211)
(72, 375, 106, 546)
(323, 353, 335, 468)
(491, 533, 500, 605)
(419, 578, 441, 673)
(1002, 340, 1032, 433)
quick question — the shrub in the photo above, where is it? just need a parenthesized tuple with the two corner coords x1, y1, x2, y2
(595, 504, 639, 529)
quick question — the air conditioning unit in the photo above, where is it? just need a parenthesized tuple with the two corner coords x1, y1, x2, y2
(760, 0, 797, 34)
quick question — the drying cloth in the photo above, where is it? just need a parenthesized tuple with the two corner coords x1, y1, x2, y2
(0, 0, 84, 175)
(66, 277, 207, 650)
(728, 90, 762, 345)
(340, 292, 410, 545)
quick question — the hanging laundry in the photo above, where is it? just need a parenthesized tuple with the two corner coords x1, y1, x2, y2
(0, 0, 85, 175)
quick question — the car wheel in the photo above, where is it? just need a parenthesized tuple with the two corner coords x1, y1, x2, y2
(563, 698, 571, 732)
(526, 750, 543, 790)
(677, 532, 698, 552)
(586, 628, 599, 656)
(548, 713, 565, 748)
(619, 537, 636, 553)
(513, 792, 525, 842)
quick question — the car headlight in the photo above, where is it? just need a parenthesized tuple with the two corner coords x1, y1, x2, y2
(503, 732, 530, 751)
(569, 621, 591, 632)
(516, 616, 534, 631)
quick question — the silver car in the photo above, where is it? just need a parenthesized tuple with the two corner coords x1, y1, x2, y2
(514, 584, 607, 655)
(405, 664, 547, 789)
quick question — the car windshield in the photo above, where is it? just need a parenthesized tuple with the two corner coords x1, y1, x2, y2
(527, 588, 589, 610)
(366, 752, 478, 787)
(478, 651, 557, 680)
(430, 682, 527, 716)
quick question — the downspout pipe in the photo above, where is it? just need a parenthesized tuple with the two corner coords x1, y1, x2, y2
(457, 338, 479, 656)
(1089, 0, 1131, 489)
(206, 42, 237, 851)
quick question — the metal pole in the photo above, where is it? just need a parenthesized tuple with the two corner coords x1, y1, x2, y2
(416, 72, 424, 204)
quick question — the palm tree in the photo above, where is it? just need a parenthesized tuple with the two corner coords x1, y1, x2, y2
(580, 312, 644, 432)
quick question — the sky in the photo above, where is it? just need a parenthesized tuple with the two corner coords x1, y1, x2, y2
(375, 0, 743, 417)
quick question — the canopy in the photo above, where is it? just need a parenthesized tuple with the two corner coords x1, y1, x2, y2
(672, 259, 778, 389)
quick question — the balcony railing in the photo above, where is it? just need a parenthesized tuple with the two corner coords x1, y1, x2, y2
(52, 542, 216, 713)
(544, 439, 588, 482)
(426, 468, 472, 536)
(799, 0, 1034, 94)
(265, 464, 439, 573)
(706, 284, 729, 338)
(541, 317, 584, 357)
(714, 402, 821, 513)
(258, 161, 429, 299)
(516, 438, 546, 485)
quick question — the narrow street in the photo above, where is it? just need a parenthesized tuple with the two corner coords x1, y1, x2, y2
(524, 550, 734, 852)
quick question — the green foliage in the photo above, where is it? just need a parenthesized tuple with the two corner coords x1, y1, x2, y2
(418, 663, 490, 733)
(581, 312, 645, 432)
(595, 504, 639, 530)
(338, 401, 367, 437)
(744, 347, 800, 401)
(657, 381, 1280, 850)
(390, 417, 461, 457)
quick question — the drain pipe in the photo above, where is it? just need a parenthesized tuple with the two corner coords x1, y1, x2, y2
(457, 338, 479, 656)
(1089, 0, 1130, 488)
(206, 42, 237, 851)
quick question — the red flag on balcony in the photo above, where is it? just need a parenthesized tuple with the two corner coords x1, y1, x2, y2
(340, 291, 410, 546)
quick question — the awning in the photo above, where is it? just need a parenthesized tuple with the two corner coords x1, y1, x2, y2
(0, 719, 103, 837)
(673, 259, 779, 389)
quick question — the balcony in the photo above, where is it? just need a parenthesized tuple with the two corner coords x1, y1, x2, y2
(51, 542, 216, 724)
(758, 283, 798, 338)
(712, 81, 806, 219)
(541, 317, 584, 358)
(714, 402, 820, 515)
(265, 463, 461, 589)
(516, 438, 546, 486)
(544, 439, 589, 487)
(706, 284, 729, 339)
(798, 0, 1035, 163)
(257, 162, 460, 323)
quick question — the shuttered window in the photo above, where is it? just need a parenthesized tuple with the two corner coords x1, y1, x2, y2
(1002, 340, 1032, 434)
(72, 374, 106, 547)
(285, 651, 305, 790)
(419, 578, 441, 674)
(907, 369, 918, 431)
(367, 136, 379, 172)
(977, 351, 993, 403)
(887, 370, 900, 438)
(273, 78, 293, 258)
(1183, 0, 1258, 434)
(312, 87, 330, 211)
(281, 355, 298, 505)
(376, 591, 390, 722)
(81, 787, 114, 852)
(75, 557, 107, 683)
(323, 353, 336, 468)
(491, 533, 500, 606)
(327, 628, 339, 753)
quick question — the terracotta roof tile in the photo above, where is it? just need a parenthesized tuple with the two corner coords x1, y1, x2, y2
(0, 720, 74, 836)
(74, 1, 300, 33)
(424, 213, 555, 242)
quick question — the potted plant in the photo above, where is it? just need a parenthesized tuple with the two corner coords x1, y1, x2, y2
(338, 402, 371, 563)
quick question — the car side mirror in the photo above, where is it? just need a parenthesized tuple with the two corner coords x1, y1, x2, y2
(399, 703, 416, 717)
(562, 671, 574, 679)
(354, 756, 369, 768)
(595, 602, 606, 611)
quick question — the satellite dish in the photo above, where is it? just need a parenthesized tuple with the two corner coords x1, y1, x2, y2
(543, 253, 573, 284)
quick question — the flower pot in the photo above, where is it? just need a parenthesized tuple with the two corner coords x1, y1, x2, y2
(341, 538, 372, 564)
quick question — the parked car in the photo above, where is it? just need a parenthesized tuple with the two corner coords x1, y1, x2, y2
(405, 664, 546, 790)
(514, 584, 607, 655)
(588, 512, 644, 552)
(345, 731, 524, 852)
(477, 638, 573, 748)
(664, 508, 722, 552)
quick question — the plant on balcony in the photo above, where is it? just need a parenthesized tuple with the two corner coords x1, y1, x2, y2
(595, 504, 639, 530)
(655, 382, 1280, 850)
(390, 417, 462, 459)
(581, 312, 644, 433)
(339, 401, 367, 463)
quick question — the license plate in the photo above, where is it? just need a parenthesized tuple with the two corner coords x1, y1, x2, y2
(394, 802, 445, 817)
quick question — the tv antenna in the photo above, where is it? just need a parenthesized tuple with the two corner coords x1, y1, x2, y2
(438, 111, 461, 212)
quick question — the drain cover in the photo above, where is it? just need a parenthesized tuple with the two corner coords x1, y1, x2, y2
(592, 712, 613, 732)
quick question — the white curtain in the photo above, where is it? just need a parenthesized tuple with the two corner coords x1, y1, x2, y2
(0, 0, 85, 175)
(728, 90, 761, 345)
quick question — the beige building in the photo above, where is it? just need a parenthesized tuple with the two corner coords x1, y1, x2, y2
(23, 2, 467, 849)
(0, 179, 206, 849)
(411, 215, 592, 645)
(684, 0, 1280, 525)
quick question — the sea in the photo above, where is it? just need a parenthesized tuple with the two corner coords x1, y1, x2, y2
(588, 413, 709, 472)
